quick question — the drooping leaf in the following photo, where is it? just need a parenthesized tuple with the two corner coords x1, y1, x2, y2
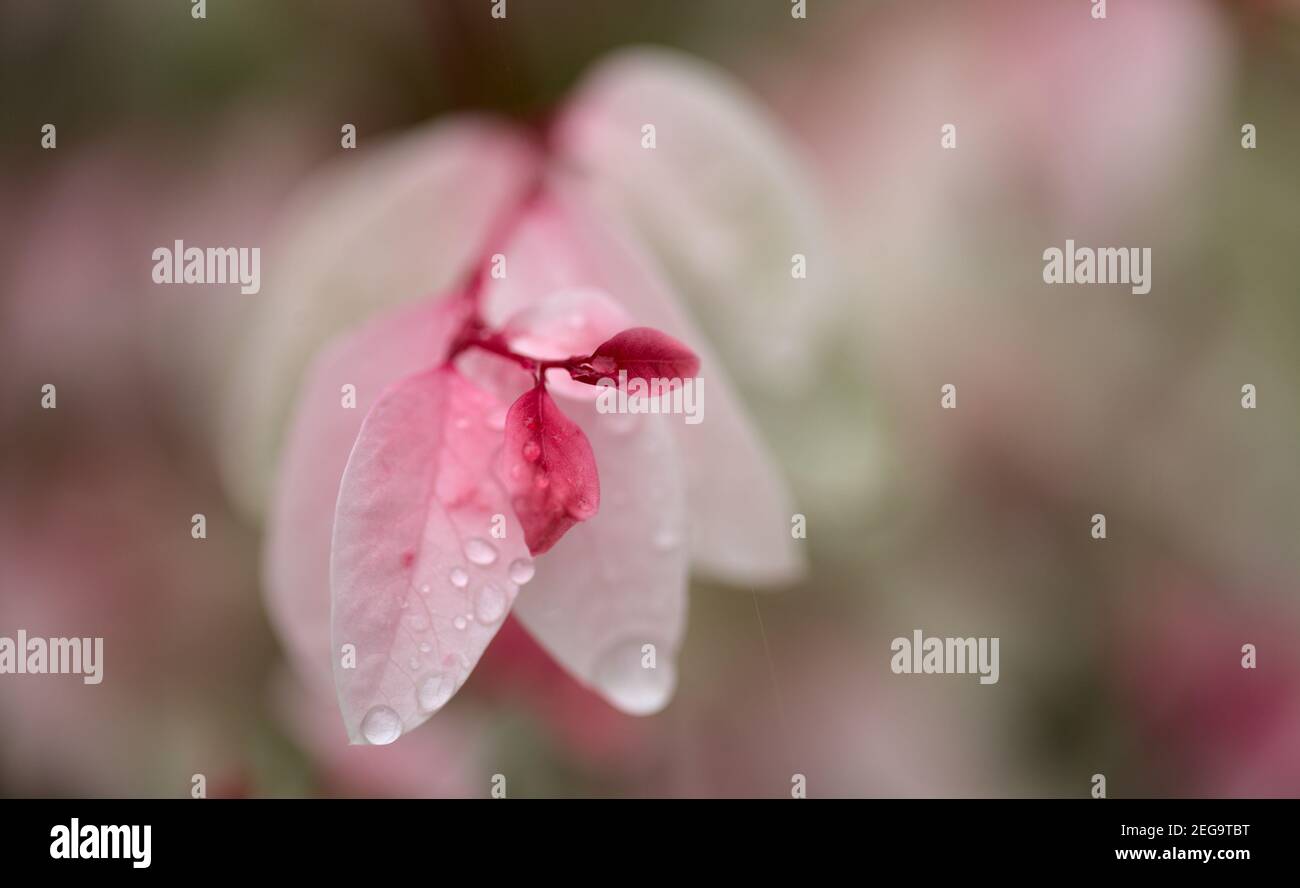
(267, 294, 470, 697)
(223, 120, 541, 521)
(331, 365, 529, 744)
(511, 397, 687, 716)
(553, 48, 833, 394)
(501, 383, 600, 555)
(481, 182, 804, 586)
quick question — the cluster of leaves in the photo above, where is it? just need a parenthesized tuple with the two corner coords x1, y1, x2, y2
(462, 322, 700, 554)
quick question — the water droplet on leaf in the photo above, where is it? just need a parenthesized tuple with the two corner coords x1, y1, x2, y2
(360, 705, 402, 745)
(475, 583, 507, 624)
(417, 674, 454, 712)
(464, 538, 497, 566)
(508, 558, 535, 585)
(592, 640, 676, 716)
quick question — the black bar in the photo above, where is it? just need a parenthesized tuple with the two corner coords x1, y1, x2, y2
(0, 800, 1285, 873)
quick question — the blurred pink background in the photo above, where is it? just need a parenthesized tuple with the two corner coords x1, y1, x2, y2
(2, 0, 1299, 797)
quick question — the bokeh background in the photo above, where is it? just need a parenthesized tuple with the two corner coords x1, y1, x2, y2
(3, 0, 1299, 798)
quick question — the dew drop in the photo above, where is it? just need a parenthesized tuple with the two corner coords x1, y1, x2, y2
(533, 472, 550, 490)
(453, 615, 467, 631)
(592, 640, 676, 716)
(522, 440, 541, 462)
(417, 674, 455, 712)
(360, 705, 402, 745)
(449, 567, 469, 588)
(464, 538, 498, 566)
(419, 642, 432, 653)
(474, 583, 507, 624)
(407, 656, 420, 670)
(508, 558, 535, 585)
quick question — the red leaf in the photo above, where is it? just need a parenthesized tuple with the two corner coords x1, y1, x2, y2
(502, 383, 600, 554)
(567, 327, 700, 387)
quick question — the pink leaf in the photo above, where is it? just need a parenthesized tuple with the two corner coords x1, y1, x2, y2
(568, 326, 699, 387)
(481, 183, 804, 586)
(267, 294, 471, 698)
(510, 397, 688, 716)
(224, 119, 542, 519)
(331, 365, 530, 744)
(502, 384, 600, 555)
(552, 48, 833, 393)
